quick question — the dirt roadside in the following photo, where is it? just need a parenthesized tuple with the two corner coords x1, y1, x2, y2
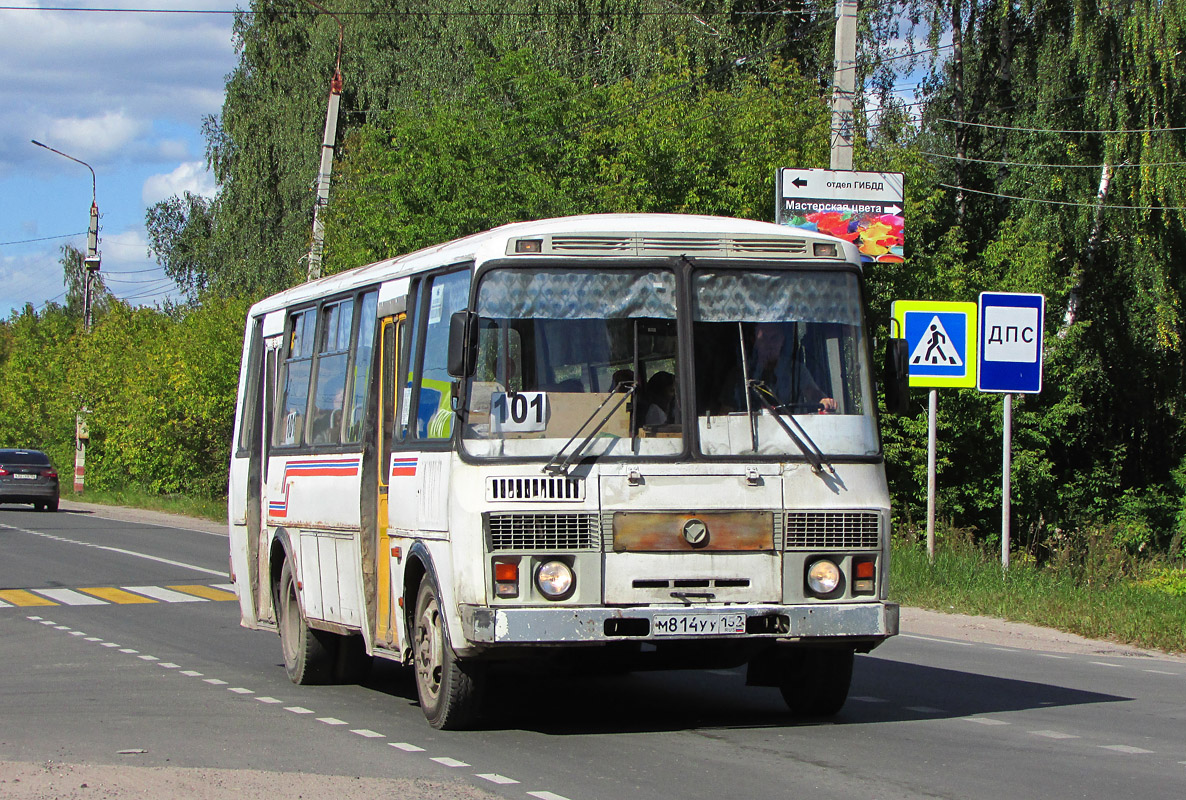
(6, 499, 1173, 798)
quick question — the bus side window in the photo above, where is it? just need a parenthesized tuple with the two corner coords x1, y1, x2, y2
(413, 269, 472, 440)
(309, 299, 353, 446)
(343, 291, 378, 443)
(275, 307, 316, 447)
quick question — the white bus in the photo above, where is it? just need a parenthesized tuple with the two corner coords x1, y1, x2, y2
(228, 213, 909, 729)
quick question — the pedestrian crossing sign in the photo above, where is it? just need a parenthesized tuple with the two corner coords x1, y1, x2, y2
(891, 300, 978, 388)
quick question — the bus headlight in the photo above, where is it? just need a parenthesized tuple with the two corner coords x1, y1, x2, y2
(806, 559, 842, 596)
(536, 560, 575, 600)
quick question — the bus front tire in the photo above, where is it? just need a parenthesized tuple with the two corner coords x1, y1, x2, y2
(412, 579, 484, 730)
(278, 560, 335, 685)
(778, 648, 854, 717)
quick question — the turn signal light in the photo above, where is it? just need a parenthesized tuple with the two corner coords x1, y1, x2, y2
(853, 558, 875, 594)
(494, 560, 519, 598)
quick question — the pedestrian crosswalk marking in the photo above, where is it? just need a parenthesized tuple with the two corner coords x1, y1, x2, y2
(0, 584, 237, 608)
(81, 587, 159, 604)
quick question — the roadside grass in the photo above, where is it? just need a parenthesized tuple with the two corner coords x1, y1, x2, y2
(891, 537, 1186, 654)
(68, 487, 225, 523)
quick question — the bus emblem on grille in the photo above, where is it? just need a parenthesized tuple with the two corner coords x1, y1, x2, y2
(682, 519, 709, 548)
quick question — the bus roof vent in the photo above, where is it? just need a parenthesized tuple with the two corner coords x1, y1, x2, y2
(729, 237, 809, 256)
(639, 236, 722, 253)
(486, 475, 586, 502)
(549, 235, 632, 253)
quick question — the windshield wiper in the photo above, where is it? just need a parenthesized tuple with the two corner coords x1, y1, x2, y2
(746, 380, 836, 477)
(542, 382, 636, 475)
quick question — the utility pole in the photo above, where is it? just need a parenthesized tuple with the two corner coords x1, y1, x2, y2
(830, 0, 858, 171)
(32, 139, 99, 494)
(305, 0, 345, 282)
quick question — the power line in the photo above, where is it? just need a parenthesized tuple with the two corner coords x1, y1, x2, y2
(0, 231, 87, 247)
(922, 151, 1186, 170)
(938, 183, 1186, 211)
(938, 118, 1186, 135)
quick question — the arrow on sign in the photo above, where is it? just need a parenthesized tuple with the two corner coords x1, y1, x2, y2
(886, 205, 902, 215)
(791, 177, 808, 188)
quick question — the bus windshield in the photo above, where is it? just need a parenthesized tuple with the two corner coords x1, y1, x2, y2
(691, 269, 878, 458)
(461, 265, 878, 460)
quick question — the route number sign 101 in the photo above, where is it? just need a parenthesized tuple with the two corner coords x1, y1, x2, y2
(489, 392, 548, 433)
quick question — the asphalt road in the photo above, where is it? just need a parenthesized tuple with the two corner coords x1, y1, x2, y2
(1, 503, 1183, 800)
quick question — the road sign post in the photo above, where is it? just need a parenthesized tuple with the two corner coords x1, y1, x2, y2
(977, 292, 1045, 569)
(891, 301, 978, 560)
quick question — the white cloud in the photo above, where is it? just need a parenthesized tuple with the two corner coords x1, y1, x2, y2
(45, 111, 149, 161)
(142, 161, 218, 206)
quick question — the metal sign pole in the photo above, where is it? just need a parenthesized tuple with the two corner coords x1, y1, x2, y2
(1002, 393, 1012, 569)
(927, 389, 937, 562)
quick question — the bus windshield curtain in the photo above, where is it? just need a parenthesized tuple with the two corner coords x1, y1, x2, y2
(477, 269, 677, 320)
(694, 271, 862, 325)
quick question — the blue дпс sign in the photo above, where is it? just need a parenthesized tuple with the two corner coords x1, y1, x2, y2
(977, 292, 1045, 394)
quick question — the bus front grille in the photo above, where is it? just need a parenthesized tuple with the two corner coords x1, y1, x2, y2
(486, 512, 601, 552)
(784, 511, 881, 550)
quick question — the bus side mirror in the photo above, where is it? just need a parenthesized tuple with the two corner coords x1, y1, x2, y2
(884, 338, 910, 415)
(447, 310, 477, 378)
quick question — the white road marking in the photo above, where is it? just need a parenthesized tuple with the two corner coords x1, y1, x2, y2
(36, 588, 107, 606)
(1038, 653, 1068, 659)
(0, 599, 11, 608)
(991, 647, 1018, 652)
(54, 625, 71, 630)
(228, 687, 254, 694)
(138, 655, 160, 661)
(158, 662, 180, 669)
(431, 757, 469, 768)
(317, 717, 348, 725)
(1143, 669, 1177, 675)
(119, 648, 139, 654)
(84, 637, 101, 641)
(528, 792, 573, 800)
(257, 697, 282, 704)
(352, 729, 384, 738)
(1100, 745, 1153, 754)
(180, 670, 203, 677)
(1090, 661, 1122, 668)
(6, 525, 228, 577)
(204, 679, 228, 685)
(285, 706, 314, 714)
(900, 634, 975, 647)
(1030, 730, 1080, 739)
(905, 706, 945, 714)
(100, 642, 120, 648)
(122, 586, 205, 603)
(69, 631, 86, 636)
(477, 774, 519, 785)
(389, 742, 425, 752)
(39, 620, 56, 626)
(964, 717, 1010, 725)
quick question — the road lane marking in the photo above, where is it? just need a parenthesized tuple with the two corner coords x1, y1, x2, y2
(0, 524, 227, 577)
(352, 729, 384, 738)
(1030, 730, 1080, 739)
(229, 687, 254, 694)
(1100, 744, 1153, 754)
(257, 697, 282, 704)
(285, 707, 314, 714)
(203, 678, 228, 685)
(390, 743, 425, 752)
(528, 792, 573, 800)
(899, 633, 975, 647)
(79, 587, 159, 604)
(1090, 661, 1122, 668)
(317, 717, 347, 725)
(477, 774, 519, 785)
(431, 757, 470, 768)
(180, 670, 203, 676)
(964, 717, 1010, 725)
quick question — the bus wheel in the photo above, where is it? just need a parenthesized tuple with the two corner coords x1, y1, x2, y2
(278, 560, 334, 685)
(779, 648, 854, 717)
(412, 579, 484, 729)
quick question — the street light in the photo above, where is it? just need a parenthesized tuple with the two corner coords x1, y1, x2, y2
(31, 139, 98, 496)
(31, 139, 101, 332)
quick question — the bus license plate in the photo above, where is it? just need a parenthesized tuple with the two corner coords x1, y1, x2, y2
(653, 612, 747, 637)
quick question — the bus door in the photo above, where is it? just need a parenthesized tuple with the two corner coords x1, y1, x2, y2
(254, 337, 280, 624)
(375, 315, 403, 648)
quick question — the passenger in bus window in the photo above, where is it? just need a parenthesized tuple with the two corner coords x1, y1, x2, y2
(643, 371, 679, 425)
(719, 323, 836, 413)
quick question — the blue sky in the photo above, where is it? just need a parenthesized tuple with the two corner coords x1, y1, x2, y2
(0, 2, 237, 317)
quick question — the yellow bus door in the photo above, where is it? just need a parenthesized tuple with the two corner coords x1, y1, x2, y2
(375, 315, 402, 647)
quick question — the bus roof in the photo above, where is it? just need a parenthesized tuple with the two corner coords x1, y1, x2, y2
(249, 213, 857, 318)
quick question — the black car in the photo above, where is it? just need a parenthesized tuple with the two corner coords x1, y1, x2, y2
(0, 449, 60, 511)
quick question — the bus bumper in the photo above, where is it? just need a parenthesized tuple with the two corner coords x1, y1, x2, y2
(460, 601, 898, 645)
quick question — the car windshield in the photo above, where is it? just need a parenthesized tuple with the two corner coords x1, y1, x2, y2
(462, 267, 682, 460)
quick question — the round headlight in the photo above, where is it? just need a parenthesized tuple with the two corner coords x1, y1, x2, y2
(536, 560, 574, 600)
(807, 559, 842, 596)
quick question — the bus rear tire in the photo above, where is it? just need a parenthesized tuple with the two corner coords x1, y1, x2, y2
(278, 560, 335, 685)
(778, 648, 854, 717)
(412, 579, 484, 730)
